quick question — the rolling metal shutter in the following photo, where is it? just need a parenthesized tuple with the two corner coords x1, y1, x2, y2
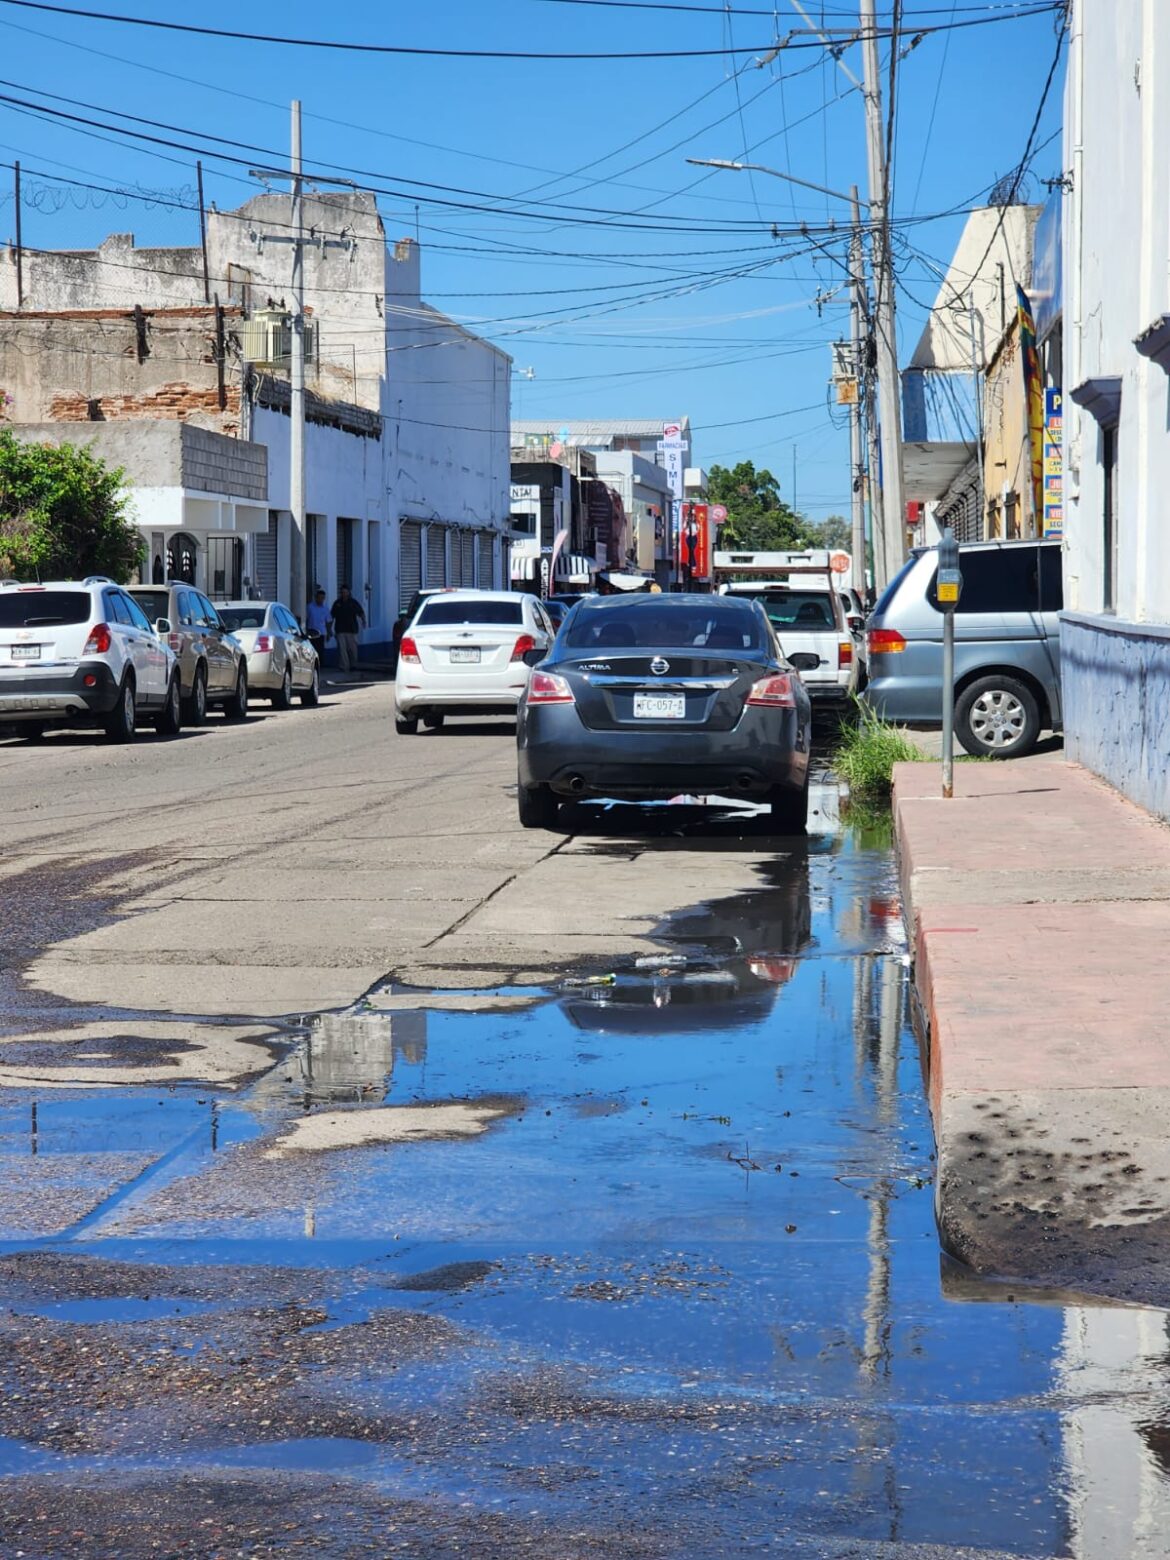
(425, 525, 447, 588)
(478, 533, 495, 589)
(461, 532, 476, 587)
(449, 531, 463, 588)
(254, 512, 278, 600)
(399, 521, 423, 613)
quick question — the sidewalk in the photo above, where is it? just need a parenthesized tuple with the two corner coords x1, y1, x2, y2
(894, 756, 1170, 1304)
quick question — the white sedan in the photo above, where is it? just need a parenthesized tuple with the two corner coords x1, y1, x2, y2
(394, 590, 555, 733)
(218, 600, 320, 708)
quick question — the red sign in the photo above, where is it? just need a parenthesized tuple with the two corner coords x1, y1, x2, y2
(679, 502, 711, 581)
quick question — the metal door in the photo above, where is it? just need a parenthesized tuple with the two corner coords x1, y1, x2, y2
(425, 525, 447, 589)
(254, 512, 278, 600)
(449, 531, 463, 588)
(478, 533, 495, 590)
(399, 522, 423, 614)
(461, 532, 476, 588)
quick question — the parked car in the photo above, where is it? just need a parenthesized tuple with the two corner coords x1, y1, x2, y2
(217, 600, 320, 708)
(541, 598, 570, 632)
(719, 581, 859, 706)
(395, 590, 555, 733)
(862, 537, 1062, 758)
(392, 587, 453, 670)
(515, 593, 812, 831)
(129, 584, 249, 725)
(0, 577, 181, 742)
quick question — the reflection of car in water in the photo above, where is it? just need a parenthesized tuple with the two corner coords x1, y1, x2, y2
(562, 849, 814, 1034)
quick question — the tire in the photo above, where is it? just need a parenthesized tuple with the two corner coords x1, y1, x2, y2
(154, 675, 182, 737)
(104, 676, 136, 744)
(300, 665, 320, 707)
(518, 782, 559, 830)
(224, 667, 248, 722)
(955, 674, 1041, 759)
(423, 711, 445, 731)
(769, 771, 810, 833)
(271, 665, 293, 710)
(19, 724, 45, 743)
(182, 665, 208, 727)
(395, 714, 419, 735)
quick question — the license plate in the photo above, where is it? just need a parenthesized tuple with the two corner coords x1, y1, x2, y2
(449, 647, 481, 664)
(633, 693, 686, 720)
(10, 645, 40, 661)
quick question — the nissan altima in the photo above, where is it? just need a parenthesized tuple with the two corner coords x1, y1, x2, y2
(515, 594, 812, 831)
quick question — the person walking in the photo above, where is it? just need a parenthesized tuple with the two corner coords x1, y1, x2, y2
(305, 588, 331, 669)
(331, 584, 366, 676)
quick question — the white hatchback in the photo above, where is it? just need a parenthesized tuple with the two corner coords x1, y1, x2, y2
(394, 590, 555, 733)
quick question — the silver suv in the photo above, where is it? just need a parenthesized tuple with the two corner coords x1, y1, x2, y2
(129, 584, 248, 724)
(0, 577, 181, 742)
(862, 538, 1062, 758)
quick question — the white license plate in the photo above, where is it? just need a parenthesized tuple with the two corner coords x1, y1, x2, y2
(633, 693, 686, 720)
(10, 645, 41, 660)
(449, 647, 481, 664)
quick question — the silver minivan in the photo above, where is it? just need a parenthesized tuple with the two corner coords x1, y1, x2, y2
(862, 538, 1062, 758)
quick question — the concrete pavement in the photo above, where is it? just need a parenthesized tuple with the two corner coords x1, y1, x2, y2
(895, 756, 1170, 1303)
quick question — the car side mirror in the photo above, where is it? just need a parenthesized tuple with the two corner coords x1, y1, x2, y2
(523, 648, 545, 666)
(155, 618, 171, 635)
(848, 615, 865, 634)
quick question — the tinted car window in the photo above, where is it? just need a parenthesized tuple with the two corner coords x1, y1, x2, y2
(121, 593, 153, 632)
(177, 590, 199, 627)
(132, 590, 170, 622)
(276, 606, 299, 634)
(104, 590, 132, 626)
(564, 601, 765, 652)
(927, 545, 1046, 615)
(417, 599, 524, 626)
(1038, 546, 1063, 611)
(0, 590, 90, 628)
(219, 607, 268, 631)
(195, 594, 222, 629)
(758, 591, 838, 628)
(871, 554, 920, 617)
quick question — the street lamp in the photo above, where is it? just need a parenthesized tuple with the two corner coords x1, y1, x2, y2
(687, 153, 906, 589)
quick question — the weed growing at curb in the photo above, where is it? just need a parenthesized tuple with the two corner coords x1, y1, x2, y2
(832, 702, 925, 801)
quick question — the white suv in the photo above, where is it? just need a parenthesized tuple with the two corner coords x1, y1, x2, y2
(0, 577, 181, 742)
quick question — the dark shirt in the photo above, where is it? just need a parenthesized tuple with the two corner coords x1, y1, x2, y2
(331, 596, 366, 634)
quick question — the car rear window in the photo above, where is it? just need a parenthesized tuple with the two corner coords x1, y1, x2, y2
(131, 590, 170, 622)
(564, 601, 765, 651)
(0, 590, 91, 628)
(757, 591, 838, 629)
(926, 544, 1057, 614)
(416, 599, 524, 626)
(219, 607, 268, 631)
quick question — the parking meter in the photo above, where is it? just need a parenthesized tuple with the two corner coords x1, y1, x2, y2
(936, 526, 962, 797)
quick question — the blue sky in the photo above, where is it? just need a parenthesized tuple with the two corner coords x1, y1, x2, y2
(0, 1, 1066, 519)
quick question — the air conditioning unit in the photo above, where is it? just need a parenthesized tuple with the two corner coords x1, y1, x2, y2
(241, 306, 316, 369)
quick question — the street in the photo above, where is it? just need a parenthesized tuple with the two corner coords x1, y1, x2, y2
(0, 686, 1163, 1558)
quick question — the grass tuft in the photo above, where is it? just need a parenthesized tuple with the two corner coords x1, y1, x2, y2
(832, 703, 925, 802)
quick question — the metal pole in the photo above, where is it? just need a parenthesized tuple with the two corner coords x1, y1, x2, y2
(196, 160, 210, 304)
(854, 188, 886, 592)
(289, 100, 306, 619)
(13, 160, 22, 308)
(849, 188, 866, 593)
(859, 0, 906, 589)
(941, 609, 955, 798)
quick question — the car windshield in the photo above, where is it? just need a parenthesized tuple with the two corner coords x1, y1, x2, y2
(130, 590, 170, 621)
(0, 590, 91, 628)
(564, 601, 764, 652)
(218, 607, 270, 631)
(757, 591, 837, 629)
(417, 599, 524, 626)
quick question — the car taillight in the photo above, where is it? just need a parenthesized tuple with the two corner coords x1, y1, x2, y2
(527, 671, 575, 705)
(746, 673, 797, 708)
(83, 623, 111, 655)
(747, 956, 796, 984)
(867, 628, 907, 655)
(511, 633, 536, 662)
(399, 635, 420, 664)
(838, 638, 853, 670)
(255, 634, 273, 652)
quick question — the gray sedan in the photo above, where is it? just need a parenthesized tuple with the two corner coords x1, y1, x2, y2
(515, 594, 812, 832)
(218, 601, 320, 709)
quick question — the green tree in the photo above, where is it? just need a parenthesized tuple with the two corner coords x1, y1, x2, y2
(0, 432, 142, 582)
(707, 460, 816, 551)
(803, 514, 851, 552)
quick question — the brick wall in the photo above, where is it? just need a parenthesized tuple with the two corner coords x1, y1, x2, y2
(46, 382, 240, 435)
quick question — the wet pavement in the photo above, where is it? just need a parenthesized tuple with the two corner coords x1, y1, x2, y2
(1, 780, 1170, 1555)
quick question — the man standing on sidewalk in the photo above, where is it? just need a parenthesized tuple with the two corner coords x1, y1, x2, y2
(305, 588, 331, 669)
(331, 584, 366, 676)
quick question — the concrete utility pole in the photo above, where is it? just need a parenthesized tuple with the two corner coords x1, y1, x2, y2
(290, 99, 306, 620)
(859, 0, 906, 588)
(848, 186, 868, 593)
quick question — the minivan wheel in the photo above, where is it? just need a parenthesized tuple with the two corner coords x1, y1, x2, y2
(518, 781, 558, 830)
(182, 665, 208, 727)
(104, 677, 136, 743)
(955, 675, 1041, 759)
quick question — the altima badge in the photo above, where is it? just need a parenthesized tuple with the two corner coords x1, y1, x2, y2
(650, 657, 670, 675)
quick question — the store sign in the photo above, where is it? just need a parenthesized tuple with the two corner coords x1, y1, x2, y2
(661, 420, 686, 506)
(1042, 388, 1063, 538)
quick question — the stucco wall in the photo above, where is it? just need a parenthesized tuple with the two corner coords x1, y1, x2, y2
(1062, 613, 1170, 821)
(10, 420, 265, 500)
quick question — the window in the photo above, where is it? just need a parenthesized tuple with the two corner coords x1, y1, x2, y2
(104, 591, 132, 626)
(219, 607, 268, 632)
(926, 545, 1045, 615)
(0, 590, 89, 628)
(275, 606, 299, 634)
(1038, 546, 1063, 612)
(416, 598, 523, 627)
(1102, 424, 1118, 612)
(195, 593, 222, 630)
(755, 591, 837, 629)
(131, 590, 170, 623)
(177, 589, 199, 628)
(121, 593, 154, 632)
(564, 599, 764, 651)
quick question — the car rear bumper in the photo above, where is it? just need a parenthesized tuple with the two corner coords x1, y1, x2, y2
(0, 663, 120, 722)
(396, 675, 528, 715)
(518, 704, 809, 798)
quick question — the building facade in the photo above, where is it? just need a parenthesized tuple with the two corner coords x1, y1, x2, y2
(1062, 0, 1170, 818)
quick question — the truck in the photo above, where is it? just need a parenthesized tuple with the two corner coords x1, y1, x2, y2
(712, 549, 861, 706)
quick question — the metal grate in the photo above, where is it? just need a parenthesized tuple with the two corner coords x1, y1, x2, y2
(425, 525, 447, 589)
(399, 522, 423, 612)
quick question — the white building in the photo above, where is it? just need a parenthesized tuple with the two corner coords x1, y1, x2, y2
(1062, 0, 1170, 816)
(0, 193, 512, 657)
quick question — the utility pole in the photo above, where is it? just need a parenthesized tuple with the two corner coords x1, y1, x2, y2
(848, 186, 868, 594)
(290, 100, 306, 620)
(859, 0, 906, 589)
